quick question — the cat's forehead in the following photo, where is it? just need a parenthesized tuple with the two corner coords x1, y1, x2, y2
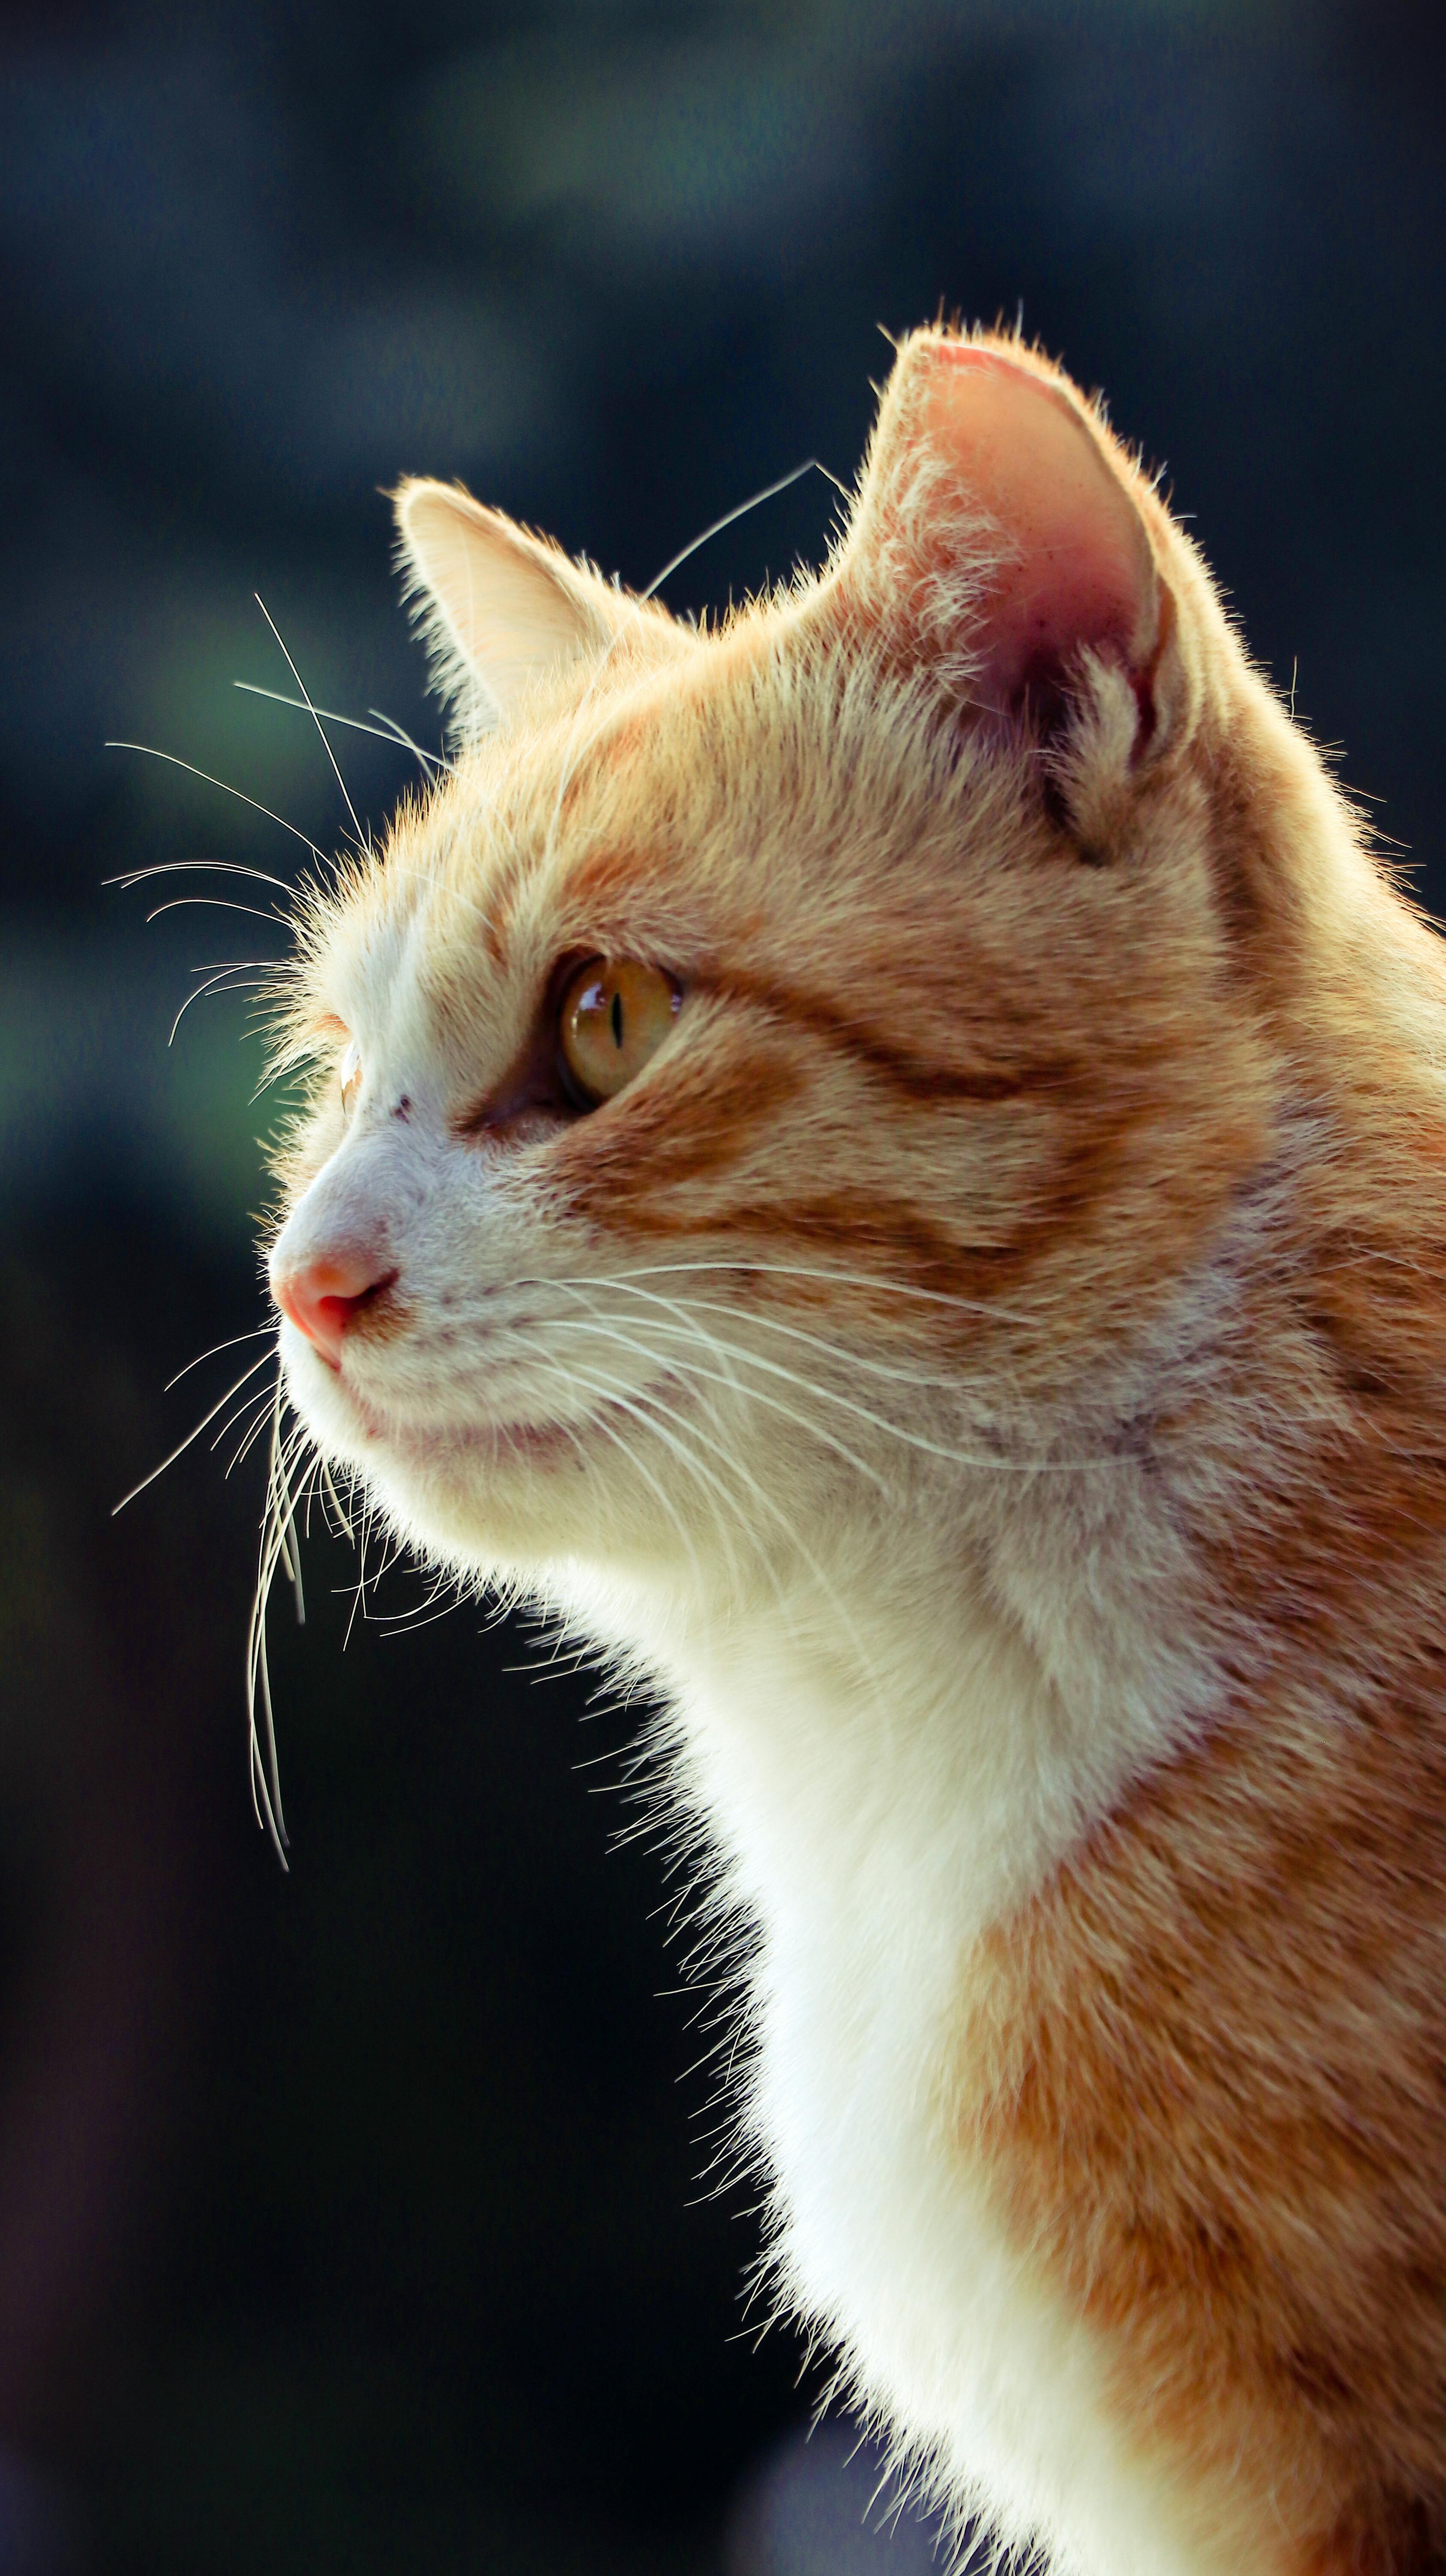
(314, 625, 743, 1043)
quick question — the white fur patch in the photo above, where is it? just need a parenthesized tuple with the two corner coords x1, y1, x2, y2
(557, 1459, 1245, 2576)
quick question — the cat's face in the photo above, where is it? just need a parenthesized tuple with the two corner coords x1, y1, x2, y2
(267, 331, 1270, 1596)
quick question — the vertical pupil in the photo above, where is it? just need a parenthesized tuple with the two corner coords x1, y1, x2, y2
(610, 988, 624, 1050)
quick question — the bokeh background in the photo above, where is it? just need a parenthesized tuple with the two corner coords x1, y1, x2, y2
(2, 2, 1443, 2570)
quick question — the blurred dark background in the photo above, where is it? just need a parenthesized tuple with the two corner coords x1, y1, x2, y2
(2, 3, 1443, 2570)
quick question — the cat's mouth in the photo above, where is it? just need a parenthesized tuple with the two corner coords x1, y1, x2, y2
(322, 1366, 687, 1474)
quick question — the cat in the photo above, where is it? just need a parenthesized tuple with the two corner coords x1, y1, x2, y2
(261, 325, 1446, 2576)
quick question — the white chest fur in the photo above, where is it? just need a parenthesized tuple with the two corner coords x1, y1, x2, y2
(561, 1539, 1252, 2576)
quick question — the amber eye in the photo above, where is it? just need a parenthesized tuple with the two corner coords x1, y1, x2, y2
(559, 959, 681, 1106)
(338, 1038, 362, 1115)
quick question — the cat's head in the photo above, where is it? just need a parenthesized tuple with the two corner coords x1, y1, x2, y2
(266, 327, 1288, 1597)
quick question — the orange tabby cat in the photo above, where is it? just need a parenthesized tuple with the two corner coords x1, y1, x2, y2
(263, 327, 1446, 2575)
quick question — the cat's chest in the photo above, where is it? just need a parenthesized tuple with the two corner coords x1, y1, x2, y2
(646, 1589, 1066, 2315)
(604, 1584, 1233, 2576)
(662, 1583, 1069, 1931)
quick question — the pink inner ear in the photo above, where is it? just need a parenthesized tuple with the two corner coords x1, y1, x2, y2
(914, 346, 1160, 719)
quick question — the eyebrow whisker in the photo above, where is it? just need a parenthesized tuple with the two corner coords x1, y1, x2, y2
(168, 964, 279, 1045)
(642, 456, 843, 602)
(233, 679, 454, 778)
(104, 742, 326, 861)
(252, 594, 367, 852)
(146, 896, 290, 926)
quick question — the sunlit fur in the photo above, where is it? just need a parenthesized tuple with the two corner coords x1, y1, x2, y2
(264, 328, 1446, 2575)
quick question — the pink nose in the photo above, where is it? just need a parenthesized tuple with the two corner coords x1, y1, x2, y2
(271, 1249, 395, 1367)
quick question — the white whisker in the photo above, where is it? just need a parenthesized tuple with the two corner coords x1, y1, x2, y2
(625, 1378, 887, 1692)
(108, 858, 295, 894)
(537, 1302, 896, 1497)
(531, 1346, 841, 1651)
(210, 1382, 280, 1455)
(342, 1490, 375, 1647)
(319, 1458, 354, 1541)
(519, 1349, 716, 1597)
(168, 965, 276, 1045)
(246, 1398, 309, 1859)
(253, 595, 365, 851)
(164, 1324, 277, 1391)
(234, 679, 453, 778)
(541, 459, 840, 866)
(113, 1348, 278, 1513)
(225, 1391, 286, 1476)
(371, 1565, 467, 1638)
(377, 1592, 467, 1641)
(275, 1431, 308, 1615)
(577, 1285, 1045, 1472)
(606, 1256, 1029, 1324)
(226, 1410, 279, 1480)
(618, 1285, 963, 1388)
(146, 896, 289, 926)
(111, 855, 299, 896)
(642, 456, 841, 601)
(104, 741, 325, 861)
(367, 707, 456, 777)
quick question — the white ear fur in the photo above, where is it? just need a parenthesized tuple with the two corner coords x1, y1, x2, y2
(393, 479, 617, 730)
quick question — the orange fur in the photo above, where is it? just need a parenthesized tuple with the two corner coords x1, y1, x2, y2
(262, 327, 1446, 2574)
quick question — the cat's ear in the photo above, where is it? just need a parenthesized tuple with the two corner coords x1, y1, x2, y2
(836, 332, 1191, 763)
(394, 479, 619, 727)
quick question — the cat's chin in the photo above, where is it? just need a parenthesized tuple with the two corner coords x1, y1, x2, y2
(278, 1333, 696, 1571)
(283, 1346, 590, 1480)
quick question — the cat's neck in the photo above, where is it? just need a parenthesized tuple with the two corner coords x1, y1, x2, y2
(543, 1148, 1314, 1951)
(556, 1419, 1217, 1953)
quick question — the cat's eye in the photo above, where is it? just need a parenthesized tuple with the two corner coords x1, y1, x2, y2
(559, 959, 681, 1106)
(339, 1038, 362, 1115)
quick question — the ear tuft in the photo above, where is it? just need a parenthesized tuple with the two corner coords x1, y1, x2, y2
(839, 331, 1188, 763)
(393, 480, 617, 733)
